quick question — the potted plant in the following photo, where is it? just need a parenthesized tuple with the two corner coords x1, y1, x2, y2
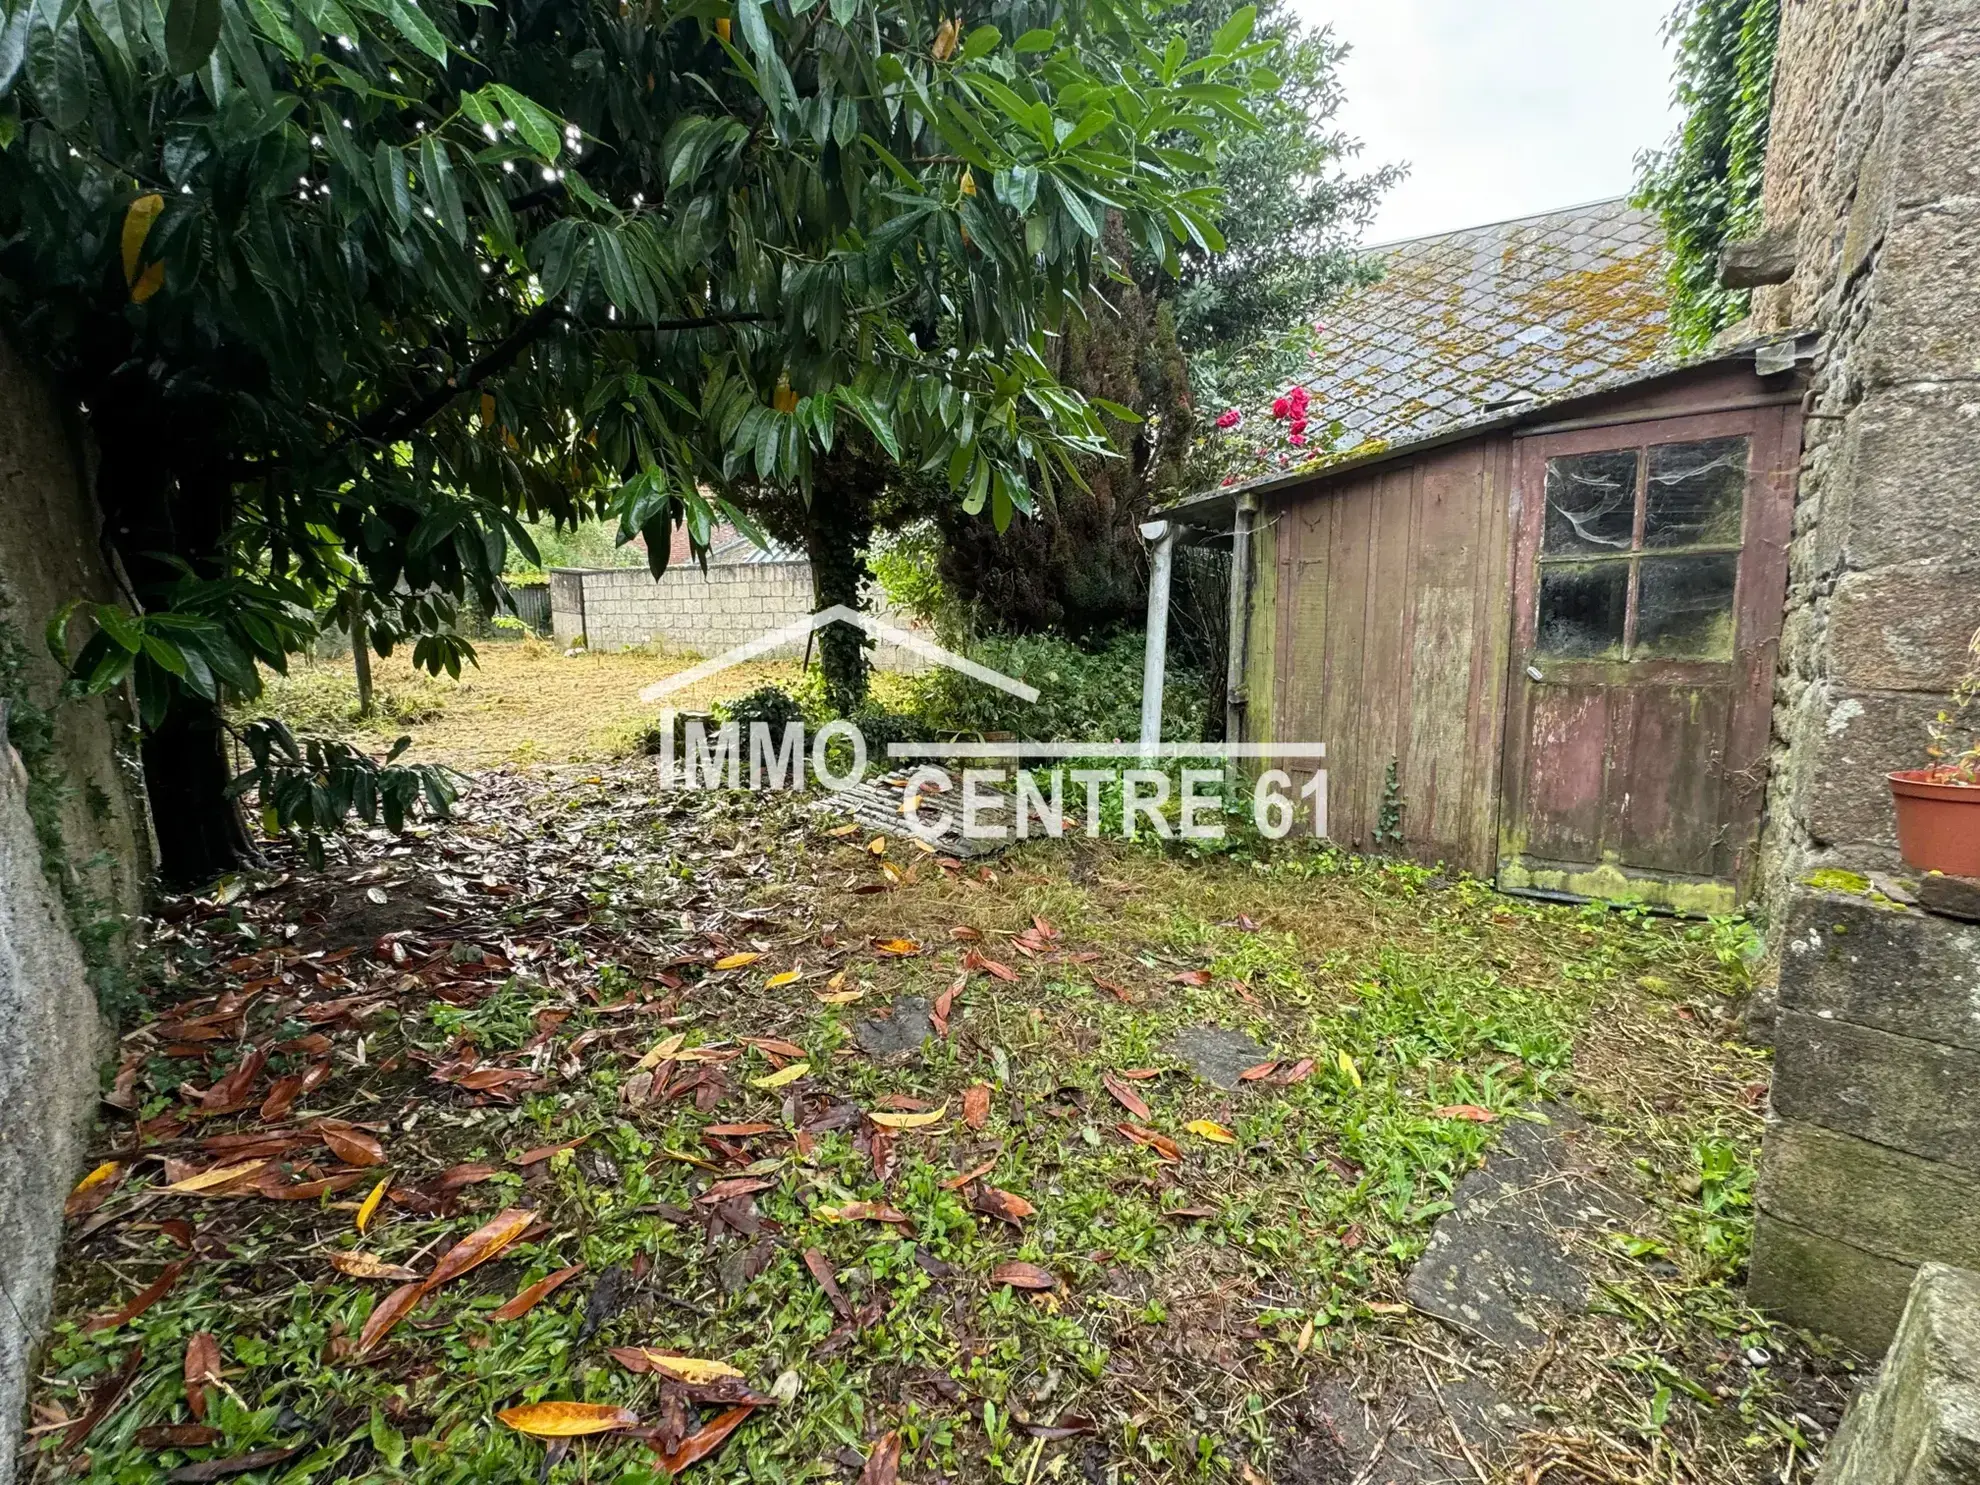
(1890, 624, 1980, 877)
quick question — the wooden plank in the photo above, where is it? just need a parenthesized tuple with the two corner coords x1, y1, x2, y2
(1358, 465, 1415, 852)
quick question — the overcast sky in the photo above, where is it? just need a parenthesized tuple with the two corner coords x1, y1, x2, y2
(1298, 0, 1683, 244)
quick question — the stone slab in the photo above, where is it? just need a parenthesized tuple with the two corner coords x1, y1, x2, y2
(854, 996, 933, 1062)
(1779, 890, 1980, 1051)
(1405, 1110, 1642, 1351)
(1866, 201, 1980, 386)
(1917, 874, 1980, 924)
(1750, 1213, 1920, 1358)
(1772, 1011, 1980, 1174)
(1841, 381, 1980, 569)
(1163, 1027, 1269, 1090)
(1758, 1118, 1980, 1273)
(1816, 1264, 1980, 1485)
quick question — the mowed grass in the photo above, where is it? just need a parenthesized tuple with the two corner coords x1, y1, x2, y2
(26, 773, 1840, 1485)
(247, 638, 833, 768)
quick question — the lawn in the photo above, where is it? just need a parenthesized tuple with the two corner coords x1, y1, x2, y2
(248, 638, 844, 768)
(24, 763, 1855, 1484)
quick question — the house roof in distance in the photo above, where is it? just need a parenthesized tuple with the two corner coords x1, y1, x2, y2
(1207, 196, 1673, 484)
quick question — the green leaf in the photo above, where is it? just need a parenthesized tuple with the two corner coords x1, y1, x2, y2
(958, 23, 998, 61)
(94, 603, 142, 653)
(1012, 27, 1053, 53)
(0, 6, 30, 95)
(163, 0, 221, 75)
(836, 385, 900, 462)
(490, 82, 561, 162)
(1209, 4, 1254, 56)
(377, 0, 445, 62)
(1090, 397, 1143, 424)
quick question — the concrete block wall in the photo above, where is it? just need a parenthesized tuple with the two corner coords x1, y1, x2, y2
(1744, 0, 1980, 1355)
(549, 562, 932, 675)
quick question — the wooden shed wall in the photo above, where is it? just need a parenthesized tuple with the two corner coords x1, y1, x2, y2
(1251, 437, 1516, 875)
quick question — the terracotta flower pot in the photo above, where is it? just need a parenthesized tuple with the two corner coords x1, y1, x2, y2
(1889, 769, 1980, 877)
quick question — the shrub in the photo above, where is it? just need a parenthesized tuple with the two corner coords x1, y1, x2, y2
(902, 630, 1207, 744)
(714, 685, 808, 733)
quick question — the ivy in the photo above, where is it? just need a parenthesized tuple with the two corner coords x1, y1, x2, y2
(1634, 0, 1781, 353)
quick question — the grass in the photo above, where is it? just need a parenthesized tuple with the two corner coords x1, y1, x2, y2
(245, 639, 847, 768)
(24, 768, 1853, 1484)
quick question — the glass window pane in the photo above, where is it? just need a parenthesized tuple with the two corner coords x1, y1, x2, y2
(1635, 554, 1739, 659)
(1543, 450, 1639, 555)
(1537, 562, 1629, 659)
(1646, 437, 1748, 549)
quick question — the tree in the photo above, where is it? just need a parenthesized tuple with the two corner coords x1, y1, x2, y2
(935, 0, 1394, 640)
(1634, 0, 1780, 352)
(0, 0, 1273, 880)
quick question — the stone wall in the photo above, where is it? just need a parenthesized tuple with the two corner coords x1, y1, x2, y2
(0, 331, 151, 1480)
(1754, 0, 1980, 891)
(1745, 0, 1980, 1356)
(550, 563, 933, 674)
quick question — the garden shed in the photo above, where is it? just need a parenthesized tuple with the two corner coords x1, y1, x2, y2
(1167, 200, 1812, 911)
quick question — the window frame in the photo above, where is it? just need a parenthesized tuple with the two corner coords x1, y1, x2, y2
(1533, 433, 1753, 663)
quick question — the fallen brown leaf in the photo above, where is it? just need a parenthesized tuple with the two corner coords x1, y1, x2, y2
(492, 1263, 586, 1321)
(1434, 1104, 1499, 1123)
(424, 1208, 537, 1290)
(990, 1261, 1056, 1291)
(357, 1279, 425, 1353)
(183, 1333, 220, 1422)
(962, 1083, 991, 1129)
(653, 1404, 756, 1474)
(86, 1261, 186, 1333)
(1101, 1072, 1150, 1122)
(1117, 1122, 1182, 1162)
(970, 1185, 1034, 1226)
(802, 1247, 851, 1318)
(859, 1432, 903, 1485)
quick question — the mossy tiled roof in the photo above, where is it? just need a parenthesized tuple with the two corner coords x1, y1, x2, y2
(1247, 197, 1672, 473)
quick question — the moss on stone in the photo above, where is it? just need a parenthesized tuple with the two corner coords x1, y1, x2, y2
(1805, 867, 1872, 894)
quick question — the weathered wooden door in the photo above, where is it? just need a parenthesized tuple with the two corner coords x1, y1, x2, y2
(1498, 406, 1795, 912)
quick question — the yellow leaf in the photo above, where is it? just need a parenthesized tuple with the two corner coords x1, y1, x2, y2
(356, 1176, 389, 1234)
(827, 823, 860, 838)
(816, 989, 865, 1006)
(121, 193, 163, 286)
(328, 1250, 420, 1280)
(635, 1033, 686, 1071)
(867, 837, 888, 857)
(880, 862, 903, 884)
(932, 15, 958, 60)
(752, 1061, 810, 1088)
(873, 938, 920, 956)
(1337, 1051, 1361, 1089)
(714, 15, 731, 41)
(131, 260, 166, 304)
(1185, 1119, 1236, 1144)
(870, 1105, 947, 1131)
(960, 168, 977, 197)
(621, 1351, 744, 1384)
(773, 378, 798, 414)
(825, 971, 846, 991)
(496, 1401, 641, 1437)
(765, 970, 801, 988)
(162, 1160, 267, 1195)
(71, 1161, 120, 1199)
(714, 952, 763, 971)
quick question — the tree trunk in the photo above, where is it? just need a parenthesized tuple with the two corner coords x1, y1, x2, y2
(142, 696, 257, 888)
(95, 437, 257, 887)
(802, 469, 876, 715)
(348, 591, 374, 717)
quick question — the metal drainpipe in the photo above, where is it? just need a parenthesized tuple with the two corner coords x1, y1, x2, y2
(1138, 519, 1177, 762)
(1224, 493, 1259, 751)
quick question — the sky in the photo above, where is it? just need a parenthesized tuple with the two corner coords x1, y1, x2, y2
(1298, 0, 1683, 245)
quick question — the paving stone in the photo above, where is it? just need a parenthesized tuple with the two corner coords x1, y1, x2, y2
(1163, 1026, 1269, 1090)
(1404, 1109, 1642, 1351)
(854, 996, 932, 1062)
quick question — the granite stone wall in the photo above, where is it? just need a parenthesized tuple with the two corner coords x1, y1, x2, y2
(1744, 0, 1980, 1356)
(0, 331, 151, 1481)
(550, 563, 933, 674)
